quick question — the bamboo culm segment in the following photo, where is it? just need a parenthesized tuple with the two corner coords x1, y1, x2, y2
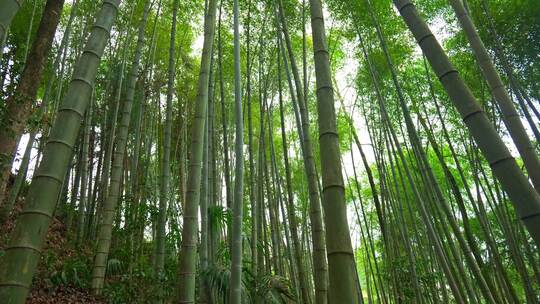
(448, 0, 540, 194)
(175, 0, 218, 301)
(91, 0, 151, 294)
(0, 1, 121, 303)
(309, 0, 360, 303)
(394, 0, 540, 246)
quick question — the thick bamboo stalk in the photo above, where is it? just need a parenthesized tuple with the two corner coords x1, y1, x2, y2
(448, 0, 540, 193)
(229, 0, 244, 298)
(0, 1, 120, 302)
(308, 0, 359, 302)
(91, 0, 151, 294)
(277, 2, 329, 302)
(394, 0, 540, 247)
(175, 0, 217, 301)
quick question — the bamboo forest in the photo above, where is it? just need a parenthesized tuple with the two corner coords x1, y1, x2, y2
(1, 0, 540, 303)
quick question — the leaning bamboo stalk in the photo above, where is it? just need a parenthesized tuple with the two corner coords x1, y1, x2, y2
(0, 1, 121, 302)
(394, 0, 540, 247)
(448, 0, 540, 193)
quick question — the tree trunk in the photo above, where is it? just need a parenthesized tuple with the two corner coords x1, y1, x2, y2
(277, 33, 311, 304)
(0, 1, 120, 302)
(229, 0, 244, 301)
(277, 2, 329, 302)
(394, 0, 540, 247)
(217, 1, 231, 213)
(154, 0, 178, 284)
(0, 132, 34, 224)
(448, 0, 540, 193)
(0, 0, 64, 207)
(308, 0, 360, 302)
(175, 0, 217, 301)
(91, 0, 150, 294)
(76, 95, 92, 244)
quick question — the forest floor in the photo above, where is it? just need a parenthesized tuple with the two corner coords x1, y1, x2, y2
(0, 200, 105, 304)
